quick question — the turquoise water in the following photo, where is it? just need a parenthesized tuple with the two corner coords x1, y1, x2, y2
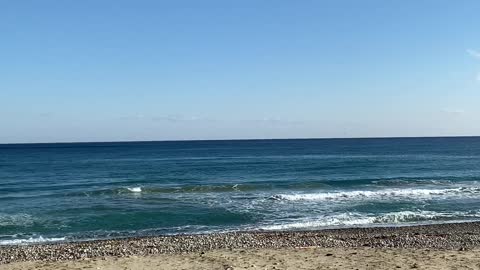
(2, 137, 480, 244)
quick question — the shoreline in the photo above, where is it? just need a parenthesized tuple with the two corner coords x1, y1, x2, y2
(2, 221, 480, 264)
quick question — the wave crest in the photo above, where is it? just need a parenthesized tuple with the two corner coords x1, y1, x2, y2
(260, 210, 480, 230)
(0, 236, 66, 245)
(126, 187, 142, 193)
(272, 187, 480, 202)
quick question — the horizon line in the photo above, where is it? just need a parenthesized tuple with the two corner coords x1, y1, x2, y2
(1, 135, 480, 145)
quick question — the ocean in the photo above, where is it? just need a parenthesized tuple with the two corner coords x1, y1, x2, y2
(1, 137, 480, 245)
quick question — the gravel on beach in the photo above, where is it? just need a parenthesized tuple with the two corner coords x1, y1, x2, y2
(2, 222, 480, 264)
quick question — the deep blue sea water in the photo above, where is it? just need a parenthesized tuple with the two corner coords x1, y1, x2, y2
(2, 137, 480, 244)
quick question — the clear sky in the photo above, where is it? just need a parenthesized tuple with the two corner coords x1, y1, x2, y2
(1, 0, 480, 143)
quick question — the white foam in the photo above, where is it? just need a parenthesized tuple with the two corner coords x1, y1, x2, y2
(261, 213, 375, 230)
(260, 210, 480, 231)
(0, 236, 66, 245)
(127, 187, 142, 193)
(274, 187, 480, 202)
(0, 213, 34, 227)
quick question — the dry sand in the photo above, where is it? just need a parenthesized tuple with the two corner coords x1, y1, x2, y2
(2, 247, 480, 270)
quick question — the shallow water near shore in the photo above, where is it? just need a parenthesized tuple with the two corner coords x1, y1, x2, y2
(1, 137, 480, 244)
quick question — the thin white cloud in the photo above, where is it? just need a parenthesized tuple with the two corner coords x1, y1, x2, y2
(119, 114, 205, 122)
(248, 117, 303, 126)
(38, 112, 54, 118)
(118, 114, 145, 120)
(467, 49, 480, 59)
(151, 115, 210, 122)
(467, 49, 480, 82)
(441, 108, 465, 116)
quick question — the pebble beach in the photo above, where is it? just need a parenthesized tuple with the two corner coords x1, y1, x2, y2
(2, 222, 480, 269)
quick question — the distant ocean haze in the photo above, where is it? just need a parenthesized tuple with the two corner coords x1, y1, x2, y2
(1, 137, 480, 244)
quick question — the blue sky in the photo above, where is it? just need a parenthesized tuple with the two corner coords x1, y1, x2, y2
(1, 0, 480, 143)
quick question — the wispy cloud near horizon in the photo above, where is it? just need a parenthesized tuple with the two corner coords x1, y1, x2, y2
(467, 49, 480, 81)
(467, 49, 480, 59)
(441, 108, 465, 115)
(248, 117, 304, 126)
(152, 115, 207, 122)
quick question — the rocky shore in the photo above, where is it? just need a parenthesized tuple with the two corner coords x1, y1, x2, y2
(2, 222, 480, 264)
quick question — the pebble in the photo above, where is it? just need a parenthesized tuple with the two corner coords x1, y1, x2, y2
(1, 222, 480, 264)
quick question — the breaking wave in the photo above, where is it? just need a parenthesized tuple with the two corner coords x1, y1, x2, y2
(272, 187, 480, 202)
(0, 236, 66, 245)
(260, 210, 480, 230)
(126, 187, 142, 193)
